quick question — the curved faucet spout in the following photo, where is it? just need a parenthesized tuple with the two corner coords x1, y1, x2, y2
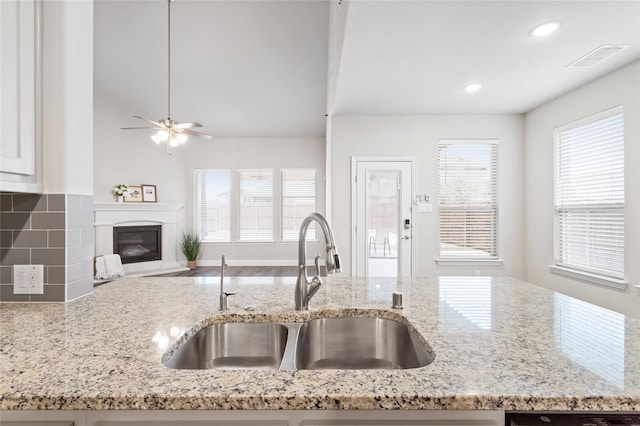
(295, 213, 342, 311)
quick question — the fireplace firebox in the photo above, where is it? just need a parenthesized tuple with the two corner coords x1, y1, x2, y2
(113, 225, 162, 264)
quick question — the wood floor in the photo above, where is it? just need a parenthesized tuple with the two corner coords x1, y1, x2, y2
(153, 266, 321, 277)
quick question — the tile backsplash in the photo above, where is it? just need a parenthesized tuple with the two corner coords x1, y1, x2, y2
(0, 193, 94, 302)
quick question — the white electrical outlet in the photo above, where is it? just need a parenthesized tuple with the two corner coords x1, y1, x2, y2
(13, 265, 44, 295)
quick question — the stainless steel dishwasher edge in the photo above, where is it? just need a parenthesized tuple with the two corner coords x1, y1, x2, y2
(506, 412, 640, 426)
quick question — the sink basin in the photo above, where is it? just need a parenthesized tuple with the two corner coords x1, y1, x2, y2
(295, 317, 434, 370)
(164, 316, 434, 370)
(163, 322, 288, 369)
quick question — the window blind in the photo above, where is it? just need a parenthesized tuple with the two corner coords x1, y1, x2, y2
(239, 169, 273, 241)
(554, 107, 624, 278)
(439, 141, 498, 258)
(195, 169, 231, 242)
(282, 168, 316, 240)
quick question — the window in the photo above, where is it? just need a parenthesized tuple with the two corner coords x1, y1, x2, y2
(282, 168, 316, 240)
(195, 168, 318, 244)
(195, 169, 231, 242)
(553, 107, 624, 281)
(238, 169, 273, 241)
(438, 140, 498, 259)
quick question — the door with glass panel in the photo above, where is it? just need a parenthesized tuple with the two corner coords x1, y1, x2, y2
(354, 161, 413, 277)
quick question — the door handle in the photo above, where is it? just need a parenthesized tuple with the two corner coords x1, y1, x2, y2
(402, 235, 410, 240)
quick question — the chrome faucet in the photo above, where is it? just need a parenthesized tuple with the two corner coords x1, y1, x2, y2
(295, 213, 342, 310)
(219, 254, 236, 310)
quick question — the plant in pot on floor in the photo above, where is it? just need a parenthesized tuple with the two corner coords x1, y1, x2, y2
(180, 228, 201, 270)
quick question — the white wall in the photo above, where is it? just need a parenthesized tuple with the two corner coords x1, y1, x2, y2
(93, 90, 188, 204)
(42, 0, 93, 195)
(324, 0, 352, 224)
(524, 59, 640, 317)
(331, 114, 525, 278)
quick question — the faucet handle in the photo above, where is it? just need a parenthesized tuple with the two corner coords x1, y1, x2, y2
(313, 252, 321, 277)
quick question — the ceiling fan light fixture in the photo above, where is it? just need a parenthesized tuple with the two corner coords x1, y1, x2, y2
(530, 21, 562, 38)
(176, 133, 188, 144)
(121, 0, 212, 155)
(464, 83, 482, 93)
(152, 131, 168, 144)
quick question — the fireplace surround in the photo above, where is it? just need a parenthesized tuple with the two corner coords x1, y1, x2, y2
(94, 202, 187, 276)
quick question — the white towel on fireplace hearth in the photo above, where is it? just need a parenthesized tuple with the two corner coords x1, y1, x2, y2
(94, 256, 108, 280)
(95, 254, 124, 280)
(104, 254, 125, 278)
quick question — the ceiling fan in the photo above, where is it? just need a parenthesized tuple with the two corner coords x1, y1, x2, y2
(121, 0, 212, 154)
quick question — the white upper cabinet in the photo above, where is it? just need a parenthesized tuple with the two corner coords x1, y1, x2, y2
(0, 0, 40, 192)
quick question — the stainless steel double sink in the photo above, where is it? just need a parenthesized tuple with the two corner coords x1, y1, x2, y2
(163, 317, 435, 370)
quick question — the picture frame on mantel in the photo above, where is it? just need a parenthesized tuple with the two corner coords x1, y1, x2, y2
(142, 184, 157, 203)
(124, 185, 143, 202)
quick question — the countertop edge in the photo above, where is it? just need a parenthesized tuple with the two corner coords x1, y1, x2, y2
(2, 395, 639, 411)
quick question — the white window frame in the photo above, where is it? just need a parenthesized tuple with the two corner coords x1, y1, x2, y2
(194, 167, 321, 246)
(281, 168, 317, 242)
(237, 168, 274, 242)
(437, 140, 501, 265)
(551, 106, 627, 290)
(194, 169, 231, 243)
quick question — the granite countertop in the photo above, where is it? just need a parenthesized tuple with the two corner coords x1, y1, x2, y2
(1, 275, 639, 411)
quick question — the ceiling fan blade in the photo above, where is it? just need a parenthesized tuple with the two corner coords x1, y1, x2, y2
(179, 128, 213, 140)
(133, 115, 164, 127)
(121, 127, 163, 130)
(173, 122, 203, 129)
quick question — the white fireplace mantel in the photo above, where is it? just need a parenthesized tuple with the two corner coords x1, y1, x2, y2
(94, 202, 188, 276)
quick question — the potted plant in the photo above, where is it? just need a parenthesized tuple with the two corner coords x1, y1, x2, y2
(180, 228, 201, 270)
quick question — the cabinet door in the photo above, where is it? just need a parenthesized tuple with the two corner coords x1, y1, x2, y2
(1, 423, 74, 426)
(0, 0, 38, 176)
(88, 411, 289, 426)
(94, 423, 286, 426)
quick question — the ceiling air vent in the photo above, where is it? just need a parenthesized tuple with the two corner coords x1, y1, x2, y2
(567, 44, 631, 68)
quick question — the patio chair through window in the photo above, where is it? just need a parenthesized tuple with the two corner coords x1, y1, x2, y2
(369, 229, 391, 256)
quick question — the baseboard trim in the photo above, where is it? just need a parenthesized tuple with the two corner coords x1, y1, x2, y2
(196, 259, 323, 267)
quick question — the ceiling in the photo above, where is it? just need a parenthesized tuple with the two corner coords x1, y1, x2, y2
(333, 0, 640, 115)
(94, 0, 330, 138)
(94, 0, 640, 137)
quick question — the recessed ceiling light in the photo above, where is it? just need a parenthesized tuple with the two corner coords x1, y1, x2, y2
(530, 21, 562, 37)
(464, 83, 482, 93)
